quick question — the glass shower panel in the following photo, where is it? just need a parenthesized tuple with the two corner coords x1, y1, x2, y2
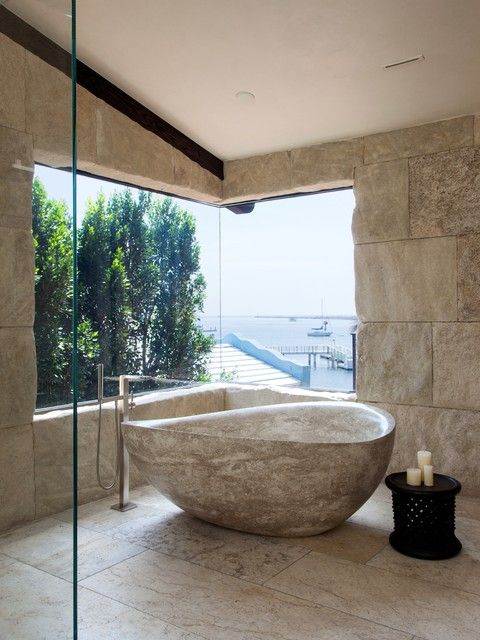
(0, 0, 76, 638)
(75, 7, 223, 633)
(74, 191, 222, 634)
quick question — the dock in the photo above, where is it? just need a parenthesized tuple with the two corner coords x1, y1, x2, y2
(207, 344, 299, 386)
(269, 344, 354, 370)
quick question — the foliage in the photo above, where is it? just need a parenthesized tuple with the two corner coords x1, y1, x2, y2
(33, 179, 74, 405)
(33, 178, 214, 406)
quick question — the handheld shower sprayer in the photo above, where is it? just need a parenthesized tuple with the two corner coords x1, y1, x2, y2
(96, 365, 192, 512)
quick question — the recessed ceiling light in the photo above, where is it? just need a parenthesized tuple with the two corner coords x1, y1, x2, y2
(384, 54, 425, 70)
(235, 91, 255, 103)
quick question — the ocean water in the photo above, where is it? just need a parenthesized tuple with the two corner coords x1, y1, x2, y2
(200, 315, 356, 392)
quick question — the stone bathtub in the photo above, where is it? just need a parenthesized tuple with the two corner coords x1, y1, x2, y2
(123, 385, 395, 536)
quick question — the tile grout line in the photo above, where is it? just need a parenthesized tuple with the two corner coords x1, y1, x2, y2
(258, 548, 312, 586)
(49, 501, 159, 533)
(125, 535, 314, 587)
(361, 541, 390, 565)
(0, 554, 73, 584)
(264, 546, 480, 632)
(363, 551, 480, 599)
(78, 582, 211, 640)
(81, 548, 415, 640)
(364, 544, 390, 566)
(77, 545, 148, 583)
(261, 577, 431, 640)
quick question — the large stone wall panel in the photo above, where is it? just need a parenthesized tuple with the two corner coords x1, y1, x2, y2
(289, 139, 362, 192)
(222, 152, 292, 202)
(0, 424, 35, 531)
(25, 52, 97, 167)
(0, 228, 34, 326)
(378, 403, 480, 496)
(0, 328, 36, 429)
(352, 159, 409, 243)
(34, 405, 144, 518)
(433, 323, 480, 410)
(355, 238, 457, 322)
(222, 139, 363, 203)
(96, 101, 174, 190)
(357, 322, 432, 405)
(410, 147, 480, 237)
(0, 125, 33, 229)
(458, 233, 480, 321)
(0, 33, 26, 132)
(364, 116, 473, 164)
(172, 148, 222, 202)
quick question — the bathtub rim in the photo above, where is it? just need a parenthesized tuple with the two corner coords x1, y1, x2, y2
(122, 400, 395, 446)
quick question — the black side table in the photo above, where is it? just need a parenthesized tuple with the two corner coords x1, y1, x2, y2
(385, 472, 462, 560)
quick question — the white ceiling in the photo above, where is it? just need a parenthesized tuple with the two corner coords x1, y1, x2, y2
(5, 0, 480, 160)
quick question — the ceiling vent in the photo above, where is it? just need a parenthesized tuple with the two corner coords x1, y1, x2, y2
(384, 54, 425, 70)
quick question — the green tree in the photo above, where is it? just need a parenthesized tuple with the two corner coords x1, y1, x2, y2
(109, 190, 154, 373)
(76, 189, 214, 397)
(32, 178, 73, 405)
(78, 193, 131, 391)
(34, 179, 213, 405)
(147, 197, 214, 379)
(33, 179, 100, 406)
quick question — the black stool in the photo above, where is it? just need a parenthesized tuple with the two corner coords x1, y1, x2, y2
(385, 472, 462, 560)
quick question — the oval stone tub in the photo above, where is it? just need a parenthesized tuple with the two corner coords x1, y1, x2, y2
(123, 394, 395, 537)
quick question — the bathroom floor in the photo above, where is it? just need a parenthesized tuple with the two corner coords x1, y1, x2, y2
(0, 485, 479, 640)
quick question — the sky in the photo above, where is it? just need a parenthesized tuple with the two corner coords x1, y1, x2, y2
(34, 165, 356, 317)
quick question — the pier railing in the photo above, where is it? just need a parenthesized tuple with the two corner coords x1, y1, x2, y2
(268, 344, 353, 370)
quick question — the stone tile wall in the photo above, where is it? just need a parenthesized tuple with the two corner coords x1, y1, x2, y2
(0, 35, 37, 530)
(354, 116, 480, 494)
(222, 114, 480, 495)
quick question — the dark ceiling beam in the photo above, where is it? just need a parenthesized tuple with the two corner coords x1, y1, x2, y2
(0, 6, 224, 180)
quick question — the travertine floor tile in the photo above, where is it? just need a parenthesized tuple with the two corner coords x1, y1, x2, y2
(0, 517, 144, 580)
(284, 521, 388, 563)
(265, 550, 480, 640)
(78, 587, 203, 639)
(111, 509, 308, 583)
(53, 484, 170, 532)
(81, 549, 410, 640)
(0, 518, 79, 566)
(348, 485, 394, 531)
(456, 516, 480, 551)
(0, 552, 15, 569)
(46, 532, 145, 581)
(368, 544, 480, 596)
(0, 562, 72, 638)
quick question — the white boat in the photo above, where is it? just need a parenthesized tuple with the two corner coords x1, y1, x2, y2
(308, 299, 333, 337)
(308, 320, 332, 337)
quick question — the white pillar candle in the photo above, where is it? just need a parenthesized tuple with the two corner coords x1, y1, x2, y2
(423, 465, 434, 487)
(417, 450, 432, 480)
(406, 468, 422, 486)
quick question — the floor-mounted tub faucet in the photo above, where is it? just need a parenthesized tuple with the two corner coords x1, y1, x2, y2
(97, 366, 192, 513)
(96, 366, 139, 512)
